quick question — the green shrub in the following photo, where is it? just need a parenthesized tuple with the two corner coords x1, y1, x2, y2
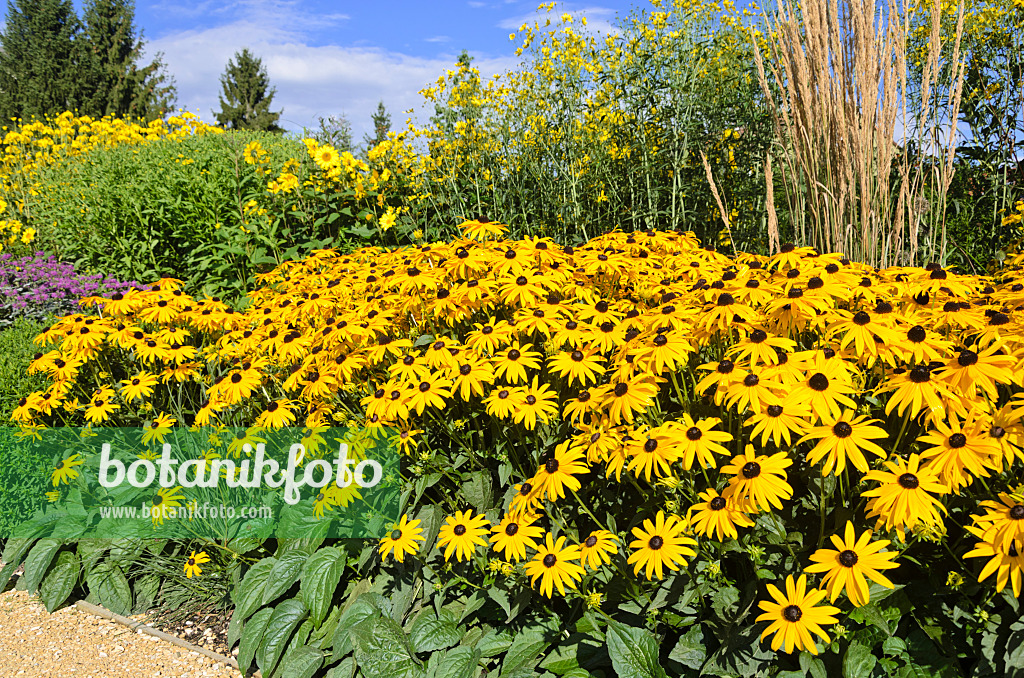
(27, 129, 308, 298)
(0, 318, 50, 543)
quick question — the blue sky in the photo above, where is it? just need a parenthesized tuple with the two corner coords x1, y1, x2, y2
(123, 0, 642, 139)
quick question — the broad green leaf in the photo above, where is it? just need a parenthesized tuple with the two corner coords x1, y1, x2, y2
(300, 547, 344, 626)
(276, 645, 322, 678)
(668, 624, 705, 671)
(332, 595, 381, 656)
(843, 641, 878, 678)
(353, 615, 422, 678)
(234, 557, 277, 622)
(256, 598, 308, 677)
(237, 606, 274, 675)
(87, 563, 131, 616)
(262, 551, 307, 605)
(462, 471, 493, 510)
(410, 611, 463, 653)
(606, 621, 668, 678)
(427, 646, 480, 678)
(22, 539, 61, 594)
(500, 628, 549, 676)
(39, 550, 79, 612)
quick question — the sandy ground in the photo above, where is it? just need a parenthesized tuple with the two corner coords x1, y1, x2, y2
(0, 589, 242, 678)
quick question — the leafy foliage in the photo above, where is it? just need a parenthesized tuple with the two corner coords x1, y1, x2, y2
(214, 48, 283, 133)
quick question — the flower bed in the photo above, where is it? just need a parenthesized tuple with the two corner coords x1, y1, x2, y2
(6, 222, 1024, 675)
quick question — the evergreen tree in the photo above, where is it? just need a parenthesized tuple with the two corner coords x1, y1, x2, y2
(214, 48, 283, 132)
(80, 0, 176, 120)
(0, 0, 83, 121)
(362, 100, 391, 150)
(312, 114, 353, 152)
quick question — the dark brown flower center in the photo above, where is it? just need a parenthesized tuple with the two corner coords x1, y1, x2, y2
(957, 350, 978, 367)
(505, 523, 519, 536)
(545, 458, 559, 474)
(391, 529, 402, 540)
(571, 350, 584, 362)
(909, 365, 931, 383)
(808, 373, 829, 391)
(742, 462, 761, 479)
(709, 496, 727, 510)
(648, 535, 664, 550)
(453, 524, 467, 536)
(907, 326, 926, 343)
(783, 605, 802, 622)
(1010, 505, 1024, 520)
(853, 311, 871, 326)
(838, 549, 858, 567)
(833, 421, 853, 438)
(948, 433, 967, 448)
(614, 382, 629, 397)
(686, 426, 702, 441)
(743, 374, 759, 387)
(585, 535, 598, 547)
(543, 553, 557, 567)
(766, 405, 784, 417)
(898, 473, 919, 489)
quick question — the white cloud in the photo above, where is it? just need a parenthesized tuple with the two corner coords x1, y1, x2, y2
(424, 36, 452, 43)
(147, 22, 519, 140)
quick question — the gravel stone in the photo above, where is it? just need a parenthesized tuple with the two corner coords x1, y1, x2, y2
(0, 590, 242, 678)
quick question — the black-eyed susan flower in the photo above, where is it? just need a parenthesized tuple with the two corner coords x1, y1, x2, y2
(531, 441, 588, 502)
(964, 525, 1024, 597)
(183, 550, 210, 579)
(862, 453, 947, 531)
(746, 401, 811, 447)
(437, 510, 490, 562)
(50, 453, 83, 486)
(513, 377, 559, 430)
(971, 493, 1024, 553)
(721, 446, 793, 512)
(578, 530, 618, 570)
(801, 411, 888, 476)
(687, 488, 754, 541)
(880, 364, 958, 421)
(804, 521, 899, 607)
(523, 533, 585, 597)
(547, 345, 605, 386)
(379, 514, 426, 563)
(626, 423, 684, 481)
(407, 374, 453, 415)
(627, 511, 696, 580)
(756, 574, 840, 655)
(492, 341, 542, 385)
(490, 512, 544, 562)
(151, 486, 186, 526)
(918, 416, 1001, 492)
(676, 414, 732, 470)
(120, 372, 159, 402)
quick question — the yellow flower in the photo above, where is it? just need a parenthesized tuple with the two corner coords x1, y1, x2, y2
(183, 550, 210, 578)
(50, 454, 83, 486)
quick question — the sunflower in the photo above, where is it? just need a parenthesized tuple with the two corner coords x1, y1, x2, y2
(437, 510, 490, 562)
(378, 514, 426, 563)
(721, 446, 793, 512)
(964, 525, 1024, 597)
(756, 574, 840, 655)
(687, 488, 754, 541)
(804, 521, 899, 607)
(801, 411, 889, 476)
(50, 453, 84, 486)
(490, 512, 544, 562)
(523, 533, 585, 597)
(627, 511, 697, 580)
(862, 453, 947, 531)
(183, 550, 210, 579)
(578, 530, 618, 570)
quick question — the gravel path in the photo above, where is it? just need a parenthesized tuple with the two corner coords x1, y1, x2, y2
(0, 590, 243, 678)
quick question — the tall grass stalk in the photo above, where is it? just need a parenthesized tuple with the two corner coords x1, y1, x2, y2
(754, 0, 965, 266)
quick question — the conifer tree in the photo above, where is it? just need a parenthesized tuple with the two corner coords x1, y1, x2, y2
(0, 0, 83, 121)
(362, 100, 391, 150)
(80, 0, 176, 120)
(214, 48, 283, 132)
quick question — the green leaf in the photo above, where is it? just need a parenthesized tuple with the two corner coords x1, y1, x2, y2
(500, 628, 549, 676)
(22, 539, 62, 594)
(276, 644, 323, 678)
(353, 615, 422, 678)
(800, 652, 828, 678)
(300, 547, 344, 626)
(426, 646, 480, 678)
(332, 595, 381, 656)
(410, 611, 463, 653)
(462, 471, 493, 510)
(668, 624, 705, 671)
(237, 606, 274, 675)
(256, 598, 308, 677)
(234, 557, 277, 622)
(262, 551, 307, 605)
(606, 621, 667, 678)
(39, 550, 79, 612)
(87, 563, 132, 616)
(132, 574, 161, 615)
(843, 641, 878, 678)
